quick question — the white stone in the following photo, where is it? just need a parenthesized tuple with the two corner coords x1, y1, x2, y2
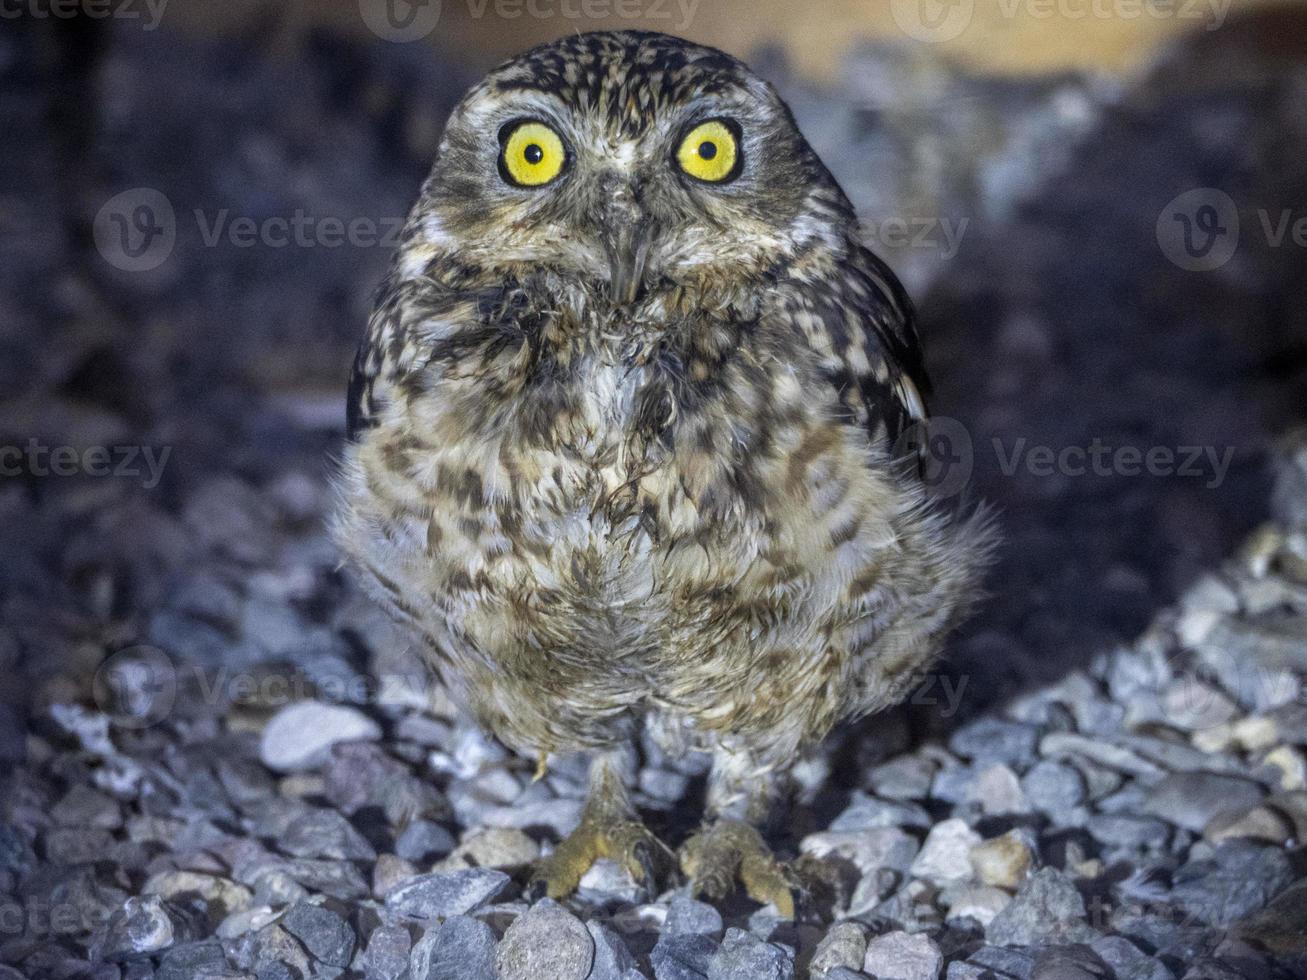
(259, 701, 381, 772)
(910, 818, 980, 886)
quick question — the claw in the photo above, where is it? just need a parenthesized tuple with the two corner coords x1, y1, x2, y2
(680, 820, 797, 919)
(529, 814, 671, 901)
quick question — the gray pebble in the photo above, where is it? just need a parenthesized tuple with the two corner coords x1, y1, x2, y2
(279, 808, 377, 861)
(665, 896, 723, 939)
(362, 924, 411, 980)
(1090, 936, 1176, 980)
(281, 902, 356, 968)
(986, 868, 1096, 947)
(651, 931, 718, 979)
(829, 793, 932, 831)
(1141, 773, 1264, 833)
(1031, 945, 1110, 980)
(395, 820, 457, 864)
(587, 921, 637, 980)
(385, 869, 510, 918)
(707, 927, 794, 980)
(1169, 841, 1296, 928)
(862, 930, 942, 980)
(1085, 814, 1171, 850)
(949, 718, 1041, 767)
(410, 915, 496, 980)
(1022, 760, 1087, 814)
(259, 701, 381, 773)
(809, 921, 866, 977)
(495, 899, 594, 980)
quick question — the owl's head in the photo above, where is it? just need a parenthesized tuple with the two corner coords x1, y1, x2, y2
(408, 31, 854, 304)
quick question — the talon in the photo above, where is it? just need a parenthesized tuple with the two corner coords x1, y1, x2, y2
(679, 820, 797, 919)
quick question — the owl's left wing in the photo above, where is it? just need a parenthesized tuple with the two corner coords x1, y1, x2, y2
(780, 244, 931, 451)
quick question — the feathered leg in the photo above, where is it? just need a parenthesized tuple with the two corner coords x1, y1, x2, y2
(679, 743, 798, 918)
(529, 751, 673, 900)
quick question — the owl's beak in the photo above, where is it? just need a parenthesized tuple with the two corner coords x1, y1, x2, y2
(603, 217, 655, 305)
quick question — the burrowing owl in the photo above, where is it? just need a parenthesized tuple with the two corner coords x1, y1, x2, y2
(335, 30, 994, 914)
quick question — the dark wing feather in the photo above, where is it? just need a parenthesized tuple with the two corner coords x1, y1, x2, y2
(781, 243, 930, 451)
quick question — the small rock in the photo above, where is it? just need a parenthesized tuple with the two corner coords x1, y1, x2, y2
(385, 869, 510, 918)
(651, 931, 719, 979)
(910, 818, 981, 886)
(801, 827, 918, 878)
(986, 868, 1095, 947)
(1203, 804, 1292, 845)
(1090, 936, 1175, 980)
(434, 827, 538, 871)
(363, 924, 412, 980)
(1260, 745, 1307, 790)
(259, 701, 381, 773)
(1085, 815, 1171, 851)
(373, 854, 418, 898)
(862, 930, 943, 980)
(52, 784, 123, 829)
(1030, 944, 1110, 980)
(281, 902, 356, 968)
(970, 830, 1034, 890)
(395, 820, 457, 864)
(1142, 773, 1264, 832)
(942, 884, 1012, 927)
(968, 764, 1031, 815)
(961, 945, 1038, 979)
(949, 718, 1040, 767)
(587, 921, 637, 979)
(665, 896, 724, 939)
(809, 921, 867, 977)
(279, 808, 376, 861)
(102, 895, 197, 959)
(869, 756, 937, 800)
(829, 794, 933, 832)
(496, 898, 594, 980)
(410, 915, 497, 980)
(707, 927, 795, 980)
(1022, 760, 1088, 816)
(1170, 841, 1296, 927)
(1235, 878, 1307, 956)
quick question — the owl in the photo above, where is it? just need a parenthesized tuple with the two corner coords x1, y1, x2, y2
(334, 30, 995, 916)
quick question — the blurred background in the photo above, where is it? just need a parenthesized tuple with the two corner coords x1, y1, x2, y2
(5, 0, 1307, 975)
(7, 0, 1307, 712)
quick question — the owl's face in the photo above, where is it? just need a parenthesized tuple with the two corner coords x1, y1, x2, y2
(410, 31, 852, 304)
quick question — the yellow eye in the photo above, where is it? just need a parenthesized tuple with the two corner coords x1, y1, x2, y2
(499, 120, 567, 187)
(677, 120, 740, 183)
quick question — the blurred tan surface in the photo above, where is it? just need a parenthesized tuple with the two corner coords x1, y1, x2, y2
(162, 0, 1297, 79)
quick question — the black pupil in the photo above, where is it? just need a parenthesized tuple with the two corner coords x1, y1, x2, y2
(698, 141, 718, 161)
(524, 143, 544, 165)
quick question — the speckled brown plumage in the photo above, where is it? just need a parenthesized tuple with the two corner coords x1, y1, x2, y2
(334, 30, 995, 911)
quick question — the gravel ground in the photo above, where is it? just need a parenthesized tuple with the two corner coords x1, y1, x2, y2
(4, 13, 1307, 980)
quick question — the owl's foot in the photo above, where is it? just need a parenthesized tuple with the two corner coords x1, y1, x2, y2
(679, 820, 798, 919)
(528, 811, 673, 901)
